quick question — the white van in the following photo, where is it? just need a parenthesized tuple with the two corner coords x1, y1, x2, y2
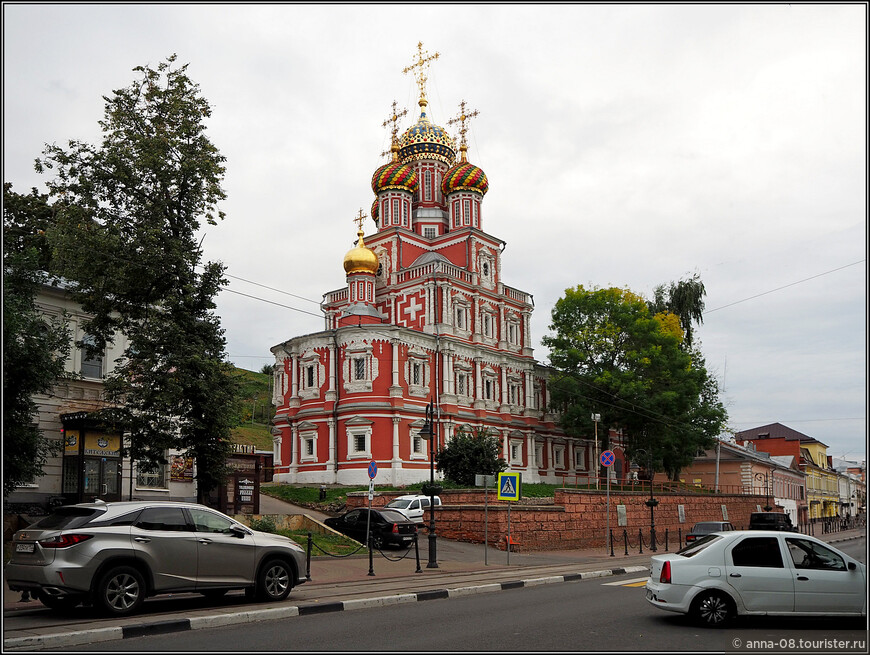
(384, 494, 442, 523)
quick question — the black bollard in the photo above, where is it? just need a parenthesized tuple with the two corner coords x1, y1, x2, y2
(306, 532, 313, 581)
(368, 536, 375, 576)
(638, 528, 643, 554)
(623, 529, 629, 556)
(609, 529, 614, 557)
(414, 532, 422, 573)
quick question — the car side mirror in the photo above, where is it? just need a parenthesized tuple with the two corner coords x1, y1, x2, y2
(230, 525, 249, 538)
(848, 561, 857, 571)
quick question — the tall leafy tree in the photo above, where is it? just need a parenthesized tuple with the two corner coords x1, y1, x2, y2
(649, 273, 706, 348)
(436, 427, 507, 487)
(542, 285, 726, 480)
(36, 55, 241, 501)
(3, 184, 72, 496)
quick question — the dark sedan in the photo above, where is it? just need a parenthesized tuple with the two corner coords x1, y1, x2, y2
(685, 521, 735, 544)
(324, 508, 418, 549)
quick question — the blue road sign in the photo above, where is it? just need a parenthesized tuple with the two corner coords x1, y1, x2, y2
(497, 471, 522, 501)
(368, 460, 378, 479)
(600, 450, 615, 467)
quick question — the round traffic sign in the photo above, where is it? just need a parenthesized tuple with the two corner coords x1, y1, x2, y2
(368, 460, 378, 479)
(600, 450, 615, 467)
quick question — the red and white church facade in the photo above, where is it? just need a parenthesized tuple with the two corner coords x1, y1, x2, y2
(270, 46, 614, 486)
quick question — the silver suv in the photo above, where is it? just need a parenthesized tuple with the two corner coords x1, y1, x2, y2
(5, 500, 307, 616)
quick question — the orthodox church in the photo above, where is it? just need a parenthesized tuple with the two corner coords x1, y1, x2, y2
(270, 44, 604, 486)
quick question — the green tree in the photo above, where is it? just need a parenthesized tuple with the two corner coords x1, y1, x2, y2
(436, 427, 506, 487)
(542, 285, 727, 480)
(649, 273, 706, 348)
(36, 55, 241, 502)
(3, 184, 72, 496)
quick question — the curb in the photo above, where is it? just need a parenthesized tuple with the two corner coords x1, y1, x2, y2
(2, 565, 649, 651)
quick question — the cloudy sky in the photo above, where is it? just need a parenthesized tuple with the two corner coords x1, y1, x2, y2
(4, 4, 866, 463)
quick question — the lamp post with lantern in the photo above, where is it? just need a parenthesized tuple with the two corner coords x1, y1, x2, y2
(755, 471, 773, 512)
(630, 448, 658, 552)
(418, 401, 440, 568)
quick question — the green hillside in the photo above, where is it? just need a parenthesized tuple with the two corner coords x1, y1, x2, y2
(229, 367, 274, 451)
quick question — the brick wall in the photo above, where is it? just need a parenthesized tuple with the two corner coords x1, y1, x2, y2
(347, 489, 773, 551)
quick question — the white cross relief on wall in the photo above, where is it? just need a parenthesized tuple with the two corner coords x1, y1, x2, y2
(404, 296, 423, 323)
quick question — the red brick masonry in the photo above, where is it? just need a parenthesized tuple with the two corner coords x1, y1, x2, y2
(348, 488, 771, 551)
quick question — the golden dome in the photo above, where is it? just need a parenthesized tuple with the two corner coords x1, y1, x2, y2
(343, 229, 379, 275)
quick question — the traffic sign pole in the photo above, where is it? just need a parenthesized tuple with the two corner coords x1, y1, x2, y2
(600, 451, 615, 557)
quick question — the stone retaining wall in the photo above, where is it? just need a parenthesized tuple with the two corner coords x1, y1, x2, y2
(346, 489, 772, 551)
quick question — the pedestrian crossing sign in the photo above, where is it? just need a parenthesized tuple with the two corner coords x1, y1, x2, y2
(497, 472, 522, 501)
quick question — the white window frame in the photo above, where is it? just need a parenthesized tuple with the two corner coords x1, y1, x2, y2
(300, 429, 318, 462)
(554, 445, 565, 469)
(424, 227, 436, 239)
(136, 460, 168, 490)
(510, 439, 524, 466)
(79, 333, 105, 379)
(346, 425, 372, 460)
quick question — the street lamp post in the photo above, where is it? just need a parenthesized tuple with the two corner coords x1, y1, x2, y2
(592, 413, 601, 489)
(418, 401, 439, 568)
(755, 471, 772, 512)
(632, 448, 658, 552)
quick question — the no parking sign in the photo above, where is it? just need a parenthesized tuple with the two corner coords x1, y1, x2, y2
(600, 450, 615, 467)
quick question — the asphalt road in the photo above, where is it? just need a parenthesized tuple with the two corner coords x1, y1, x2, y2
(67, 567, 868, 652)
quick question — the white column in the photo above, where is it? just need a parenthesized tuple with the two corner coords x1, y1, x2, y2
(290, 424, 299, 475)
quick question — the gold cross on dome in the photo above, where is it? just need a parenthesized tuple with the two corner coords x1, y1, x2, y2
(353, 208, 367, 232)
(381, 100, 408, 158)
(403, 41, 439, 104)
(448, 100, 479, 149)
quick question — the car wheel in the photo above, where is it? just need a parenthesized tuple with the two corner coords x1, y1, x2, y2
(371, 535, 385, 550)
(95, 565, 145, 616)
(254, 559, 293, 602)
(691, 590, 735, 628)
(36, 591, 81, 612)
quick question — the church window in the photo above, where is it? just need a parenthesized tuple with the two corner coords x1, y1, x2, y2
(535, 443, 544, 468)
(413, 436, 423, 455)
(393, 199, 400, 225)
(482, 262, 489, 277)
(403, 200, 409, 226)
(424, 171, 432, 201)
(354, 358, 365, 380)
(306, 366, 314, 388)
(453, 200, 460, 227)
(456, 373, 469, 397)
(463, 199, 471, 225)
(554, 446, 564, 468)
(412, 362, 421, 386)
(510, 440, 524, 465)
(346, 424, 372, 459)
(473, 200, 479, 227)
(484, 379, 493, 401)
(435, 171, 441, 202)
(424, 227, 436, 239)
(576, 449, 586, 470)
(354, 435, 366, 452)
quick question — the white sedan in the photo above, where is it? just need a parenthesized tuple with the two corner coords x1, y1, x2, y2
(645, 530, 866, 627)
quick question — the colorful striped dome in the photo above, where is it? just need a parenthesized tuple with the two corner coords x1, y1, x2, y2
(371, 160, 419, 194)
(441, 161, 488, 196)
(398, 110, 456, 165)
(370, 198, 379, 224)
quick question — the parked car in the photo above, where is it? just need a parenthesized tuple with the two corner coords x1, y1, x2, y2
(645, 530, 866, 627)
(383, 494, 442, 523)
(685, 521, 735, 543)
(5, 500, 307, 616)
(324, 508, 418, 548)
(748, 511, 797, 531)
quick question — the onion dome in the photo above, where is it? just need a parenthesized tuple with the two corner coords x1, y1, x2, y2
(371, 146, 419, 194)
(399, 106, 456, 165)
(343, 228, 379, 275)
(441, 144, 488, 196)
(370, 198, 379, 224)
